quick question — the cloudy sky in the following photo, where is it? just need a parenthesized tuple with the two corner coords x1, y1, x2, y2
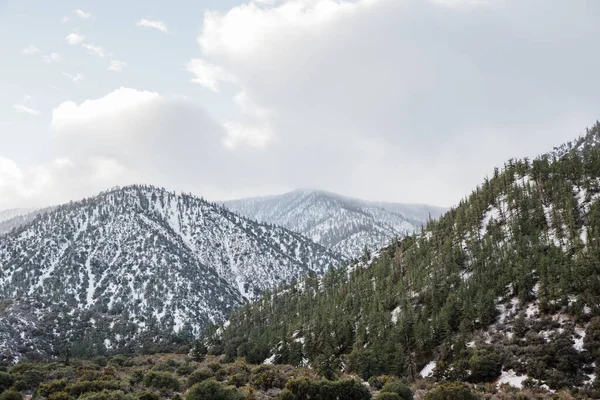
(1, 0, 599, 210)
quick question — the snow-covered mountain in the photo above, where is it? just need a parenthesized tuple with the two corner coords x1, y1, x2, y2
(223, 189, 446, 258)
(0, 207, 53, 235)
(0, 185, 342, 361)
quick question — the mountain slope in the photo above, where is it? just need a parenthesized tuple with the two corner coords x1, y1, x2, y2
(0, 185, 342, 362)
(211, 122, 600, 391)
(223, 190, 446, 258)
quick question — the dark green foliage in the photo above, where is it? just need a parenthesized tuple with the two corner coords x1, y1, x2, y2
(176, 364, 194, 376)
(47, 392, 71, 400)
(0, 372, 13, 392)
(423, 382, 477, 400)
(379, 381, 413, 400)
(376, 394, 401, 400)
(66, 380, 125, 397)
(467, 350, 502, 383)
(186, 379, 242, 400)
(285, 377, 371, 400)
(142, 371, 180, 391)
(39, 379, 69, 397)
(78, 390, 133, 400)
(249, 365, 287, 391)
(108, 356, 129, 368)
(187, 369, 214, 387)
(0, 391, 22, 400)
(136, 392, 159, 400)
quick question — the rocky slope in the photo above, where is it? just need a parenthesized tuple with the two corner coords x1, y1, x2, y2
(0, 185, 342, 362)
(224, 190, 445, 258)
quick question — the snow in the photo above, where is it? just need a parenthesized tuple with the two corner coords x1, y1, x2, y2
(263, 354, 276, 364)
(497, 369, 527, 388)
(573, 327, 586, 351)
(420, 361, 436, 378)
(391, 306, 401, 324)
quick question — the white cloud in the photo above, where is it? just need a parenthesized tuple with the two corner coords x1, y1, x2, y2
(21, 45, 40, 55)
(107, 60, 128, 72)
(74, 9, 93, 19)
(186, 58, 236, 92)
(61, 16, 71, 23)
(136, 19, 168, 33)
(63, 72, 84, 84)
(66, 33, 85, 45)
(223, 91, 274, 148)
(14, 104, 41, 117)
(82, 43, 105, 57)
(42, 52, 63, 63)
(184, 0, 600, 205)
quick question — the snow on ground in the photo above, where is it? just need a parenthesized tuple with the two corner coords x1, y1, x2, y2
(497, 369, 527, 388)
(391, 306, 401, 324)
(420, 361, 436, 378)
(263, 354, 276, 365)
(574, 327, 586, 351)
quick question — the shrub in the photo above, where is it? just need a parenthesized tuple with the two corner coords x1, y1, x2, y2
(0, 390, 22, 400)
(250, 365, 287, 390)
(136, 392, 160, 400)
(377, 394, 401, 400)
(424, 382, 477, 400)
(142, 371, 180, 391)
(286, 378, 371, 400)
(0, 372, 14, 392)
(227, 373, 249, 388)
(66, 379, 125, 396)
(78, 390, 134, 400)
(208, 362, 221, 373)
(468, 350, 502, 383)
(108, 356, 129, 368)
(380, 381, 413, 400)
(48, 391, 71, 400)
(187, 369, 214, 387)
(176, 364, 194, 376)
(186, 379, 242, 400)
(38, 379, 69, 397)
(275, 389, 296, 400)
(92, 357, 108, 368)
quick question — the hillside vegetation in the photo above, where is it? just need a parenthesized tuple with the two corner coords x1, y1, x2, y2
(209, 123, 600, 394)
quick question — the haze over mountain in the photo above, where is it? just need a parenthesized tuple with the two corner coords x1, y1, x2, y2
(0, 185, 342, 361)
(224, 190, 446, 258)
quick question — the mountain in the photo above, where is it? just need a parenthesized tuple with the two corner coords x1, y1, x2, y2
(0, 185, 342, 362)
(223, 190, 446, 258)
(210, 122, 600, 392)
(0, 207, 54, 235)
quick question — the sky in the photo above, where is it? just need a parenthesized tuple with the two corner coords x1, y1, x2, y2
(1, 0, 600, 210)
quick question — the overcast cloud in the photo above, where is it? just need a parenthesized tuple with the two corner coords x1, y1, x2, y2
(1, 0, 600, 210)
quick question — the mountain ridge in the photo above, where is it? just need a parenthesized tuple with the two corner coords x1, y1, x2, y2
(223, 189, 446, 258)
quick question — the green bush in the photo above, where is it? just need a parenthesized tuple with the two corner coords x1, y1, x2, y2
(142, 371, 180, 391)
(424, 382, 477, 400)
(275, 389, 296, 400)
(92, 357, 108, 368)
(136, 392, 159, 400)
(108, 356, 129, 368)
(376, 394, 401, 400)
(47, 391, 71, 400)
(468, 350, 502, 383)
(66, 380, 125, 396)
(176, 364, 195, 376)
(0, 372, 14, 392)
(78, 390, 134, 400)
(286, 378, 371, 400)
(186, 379, 242, 400)
(249, 365, 287, 390)
(379, 381, 412, 400)
(187, 369, 214, 387)
(38, 379, 69, 397)
(0, 390, 22, 400)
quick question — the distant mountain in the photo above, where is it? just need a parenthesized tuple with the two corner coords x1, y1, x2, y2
(0, 207, 53, 235)
(0, 185, 342, 362)
(213, 122, 600, 391)
(223, 190, 446, 258)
